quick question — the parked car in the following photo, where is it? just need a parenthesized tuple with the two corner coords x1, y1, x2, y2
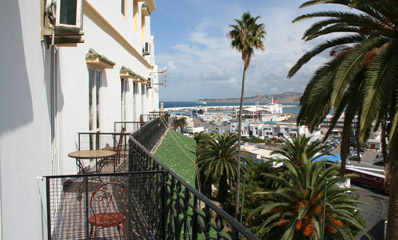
(373, 160, 385, 166)
(337, 160, 352, 166)
(349, 156, 359, 161)
(351, 152, 363, 158)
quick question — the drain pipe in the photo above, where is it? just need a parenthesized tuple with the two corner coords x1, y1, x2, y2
(50, 26, 59, 176)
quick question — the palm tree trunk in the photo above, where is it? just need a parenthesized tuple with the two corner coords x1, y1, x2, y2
(218, 173, 228, 204)
(386, 143, 398, 239)
(339, 123, 351, 175)
(381, 120, 388, 161)
(235, 66, 247, 220)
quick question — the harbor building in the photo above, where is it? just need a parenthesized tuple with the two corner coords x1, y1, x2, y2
(230, 121, 310, 139)
(235, 99, 294, 122)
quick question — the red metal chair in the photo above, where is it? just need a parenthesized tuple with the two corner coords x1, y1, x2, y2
(89, 182, 128, 239)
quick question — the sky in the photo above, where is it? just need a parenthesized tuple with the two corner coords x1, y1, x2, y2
(151, 0, 341, 101)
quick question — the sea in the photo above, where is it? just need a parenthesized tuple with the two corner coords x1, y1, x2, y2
(161, 101, 301, 115)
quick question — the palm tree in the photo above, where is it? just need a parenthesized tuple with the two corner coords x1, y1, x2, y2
(287, 1, 398, 237)
(198, 131, 250, 204)
(250, 157, 370, 239)
(172, 117, 179, 131)
(178, 117, 187, 134)
(194, 132, 212, 197)
(172, 117, 187, 133)
(227, 11, 266, 219)
(271, 134, 330, 166)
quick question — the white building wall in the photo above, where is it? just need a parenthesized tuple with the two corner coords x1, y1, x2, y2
(87, 0, 143, 52)
(0, 0, 159, 238)
(0, 0, 51, 239)
(56, 2, 158, 174)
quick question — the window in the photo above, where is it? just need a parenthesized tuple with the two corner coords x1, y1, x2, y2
(133, 0, 138, 31)
(133, 0, 138, 32)
(121, 78, 127, 121)
(89, 68, 101, 149)
(133, 82, 139, 121)
(121, 0, 125, 15)
(141, 84, 145, 115)
(141, 14, 145, 42)
(89, 68, 101, 131)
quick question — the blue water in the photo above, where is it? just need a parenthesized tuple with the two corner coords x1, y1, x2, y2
(161, 101, 300, 115)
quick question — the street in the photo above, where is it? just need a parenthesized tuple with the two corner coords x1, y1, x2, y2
(332, 147, 388, 240)
(355, 185, 388, 240)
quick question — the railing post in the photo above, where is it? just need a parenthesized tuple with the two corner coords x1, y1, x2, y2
(78, 133, 81, 151)
(192, 195, 199, 240)
(95, 131, 100, 150)
(46, 178, 51, 240)
(126, 171, 134, 239)
(161, 171, 166, 240)
(85, 176, 90, 239)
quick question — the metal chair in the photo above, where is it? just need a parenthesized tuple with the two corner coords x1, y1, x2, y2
(102, 128, 126, 168)
(89, 182, 128, 240)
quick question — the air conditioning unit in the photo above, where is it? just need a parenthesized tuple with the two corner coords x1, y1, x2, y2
(147, 78, 153, 88)
(55, 0, 83, 31)
(143, 42, 151, 56)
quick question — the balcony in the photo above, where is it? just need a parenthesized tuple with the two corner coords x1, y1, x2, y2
(46, 114, 258, 239)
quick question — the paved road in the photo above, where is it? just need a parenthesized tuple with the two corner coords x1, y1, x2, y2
(355, 186, 388, 240)
(331, 146, 384, 168)
(332, 147, 388, 240)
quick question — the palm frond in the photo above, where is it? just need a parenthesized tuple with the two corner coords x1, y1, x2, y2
(288, 35, 364, 78)
(331, 37, 385, 106)
(360, 40, 398, 141)
(299, 0, 351, 9)
(297, 56, 345, 130)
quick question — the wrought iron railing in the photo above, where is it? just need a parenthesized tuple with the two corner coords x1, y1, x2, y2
(143, 112, 167, 122)
(128, 118, 258, 240)
(112, 121, 141, 133)
(77, 132, 130, 152)
(46, 171, 165, 240)
(132, 114, 169, 151)
(46, 113, 257, 239)
(76, 131, 130, 172)
(114, 112, 166, 133)
(114, 121, 142, 133)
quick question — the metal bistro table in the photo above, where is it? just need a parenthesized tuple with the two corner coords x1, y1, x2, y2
(68, 150, 116, 174)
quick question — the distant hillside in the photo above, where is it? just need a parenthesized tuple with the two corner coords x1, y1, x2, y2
(199, 92, 302, 103)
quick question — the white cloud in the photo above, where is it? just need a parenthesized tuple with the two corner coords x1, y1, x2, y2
(167, 60, 176, 71)
(155, 1, 334, 101)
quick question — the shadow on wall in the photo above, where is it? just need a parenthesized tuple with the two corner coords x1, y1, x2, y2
(43, 45, 64, 134)
(0, 0, 33, 137)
